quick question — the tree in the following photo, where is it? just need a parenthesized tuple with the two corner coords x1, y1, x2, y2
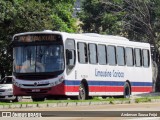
(0, 0, 77, 78)
(0, 0, 53, 78)
(40, 0, 77, 32)
(122, 0, 157, 44)
(79, 0, 160, 45)
(79, 0, 124, 34)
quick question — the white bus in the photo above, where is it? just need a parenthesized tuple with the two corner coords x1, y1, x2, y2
(12, 30, 152, 101)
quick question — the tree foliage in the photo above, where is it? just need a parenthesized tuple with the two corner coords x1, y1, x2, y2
(79, 0, 160, 46)
(0, 0, 77, 77)
(79, 0, 124, 34)
(122, 0, 157, 44)
(41, 0, 77, 32)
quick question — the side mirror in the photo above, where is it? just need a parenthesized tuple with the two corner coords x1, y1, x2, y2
(66, 49, 75, 66)
(66, 50, 73, 60)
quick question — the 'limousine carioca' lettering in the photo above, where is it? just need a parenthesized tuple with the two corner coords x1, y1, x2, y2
(95, 69, 124, 78)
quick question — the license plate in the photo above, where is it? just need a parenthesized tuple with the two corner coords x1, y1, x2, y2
(32, 89, 40, 92)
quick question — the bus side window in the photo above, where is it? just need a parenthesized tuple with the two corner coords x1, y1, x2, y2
(65, 39, 76, 74)
(98, 44, 107, 65)
(135, 48, 142, 67)
(77, 42, 88, 64)
(116, 46, 125, 66)
(107, 45, 116, 65)
(125, 47, 134, 66)
(66, 49, 75, 66)
(142, 49, 150, 67)
(88, 43, 98, 64)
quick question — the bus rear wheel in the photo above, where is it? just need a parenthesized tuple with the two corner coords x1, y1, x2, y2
(124, 82, 131, 98)
(78, 83, 88, 100)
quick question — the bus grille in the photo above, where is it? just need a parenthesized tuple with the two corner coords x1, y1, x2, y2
(22, 83, 49, 87)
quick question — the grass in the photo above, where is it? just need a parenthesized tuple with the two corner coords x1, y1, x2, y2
(134, 95, 160, 103)
(135, 97, 151, 103)
(148, 96, 160, 99)
(0, 95, 160, 105)
(0, 97, 126, 105)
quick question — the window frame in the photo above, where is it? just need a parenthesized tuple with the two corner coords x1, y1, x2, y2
(88, 43, 98, 64)
(65, 39, 76, 74)
(125, 47, 134, 67)
(142, 49, 150, 67)
(134, 48, 142, 67)
(97, 44, 107, 65)
(116, 46, 125, 66)
(107, 45, 117, 66)
(77, 42, 88, 64)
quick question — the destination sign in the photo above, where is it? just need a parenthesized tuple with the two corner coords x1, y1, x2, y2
(14, 34, 61, 43)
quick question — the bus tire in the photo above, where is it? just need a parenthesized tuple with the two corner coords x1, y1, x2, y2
(78, 83, 88, 100)
(12, 96, 22, 102)
(123, 82, 131, 98)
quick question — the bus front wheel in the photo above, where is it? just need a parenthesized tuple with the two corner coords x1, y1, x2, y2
(78, 83, 88, 100)
(12, 96, 22, 102)
(123, 82, 131, 98)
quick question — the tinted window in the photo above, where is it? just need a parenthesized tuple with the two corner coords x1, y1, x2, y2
(135, 48, 142, 67)
(125, 47, 134, 66)
(142, 49, 150, 67)
(14, 45, 64, 73)
(117, 46, 125, 66)
(77, 42, 88, 63)
(65, 39, 76, 74)
(107, 46, 116, 65)
(1, 77, 12, 84)
(98, 45, 107, 65)
(5, 77, 12, 84)
(89, 43, 98, 64)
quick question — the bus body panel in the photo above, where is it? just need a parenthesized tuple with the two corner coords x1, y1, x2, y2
(64, 41, 152, 96)
(12, 31, 152, 98)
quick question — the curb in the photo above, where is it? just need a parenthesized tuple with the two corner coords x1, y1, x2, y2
(1, 98, 160, 109)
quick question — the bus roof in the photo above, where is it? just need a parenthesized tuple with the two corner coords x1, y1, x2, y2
(12, 30, 150, 48)
(12, 30, 128, 41)
(82, 33, 129, 41)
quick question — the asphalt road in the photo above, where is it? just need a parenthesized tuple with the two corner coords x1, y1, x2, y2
(0, 103, 160, 120)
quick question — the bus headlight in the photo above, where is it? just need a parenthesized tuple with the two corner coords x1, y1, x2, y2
(55, 81, 58, 85)
(15, 82, 21, 87)
(59, 76, 64, 82)
(12, 80, 16, 85)
(15, 82, 19, 87)
(50, 82, 55, 86)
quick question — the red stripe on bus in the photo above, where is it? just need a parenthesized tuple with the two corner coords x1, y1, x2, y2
(89, 86, 124, 92)
(65, 86, 124, 92)
(65, 86, 152, 93)
(65, 86, 79, 92)
(132, 86, 152, 92)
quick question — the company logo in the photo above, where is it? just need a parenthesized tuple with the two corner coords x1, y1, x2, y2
(34, 82, 38, 86)
(2, 112, 12, 117)
(1, 112, 42, 118)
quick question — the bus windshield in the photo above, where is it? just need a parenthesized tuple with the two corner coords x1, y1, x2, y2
(13, 44, 64, 73)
